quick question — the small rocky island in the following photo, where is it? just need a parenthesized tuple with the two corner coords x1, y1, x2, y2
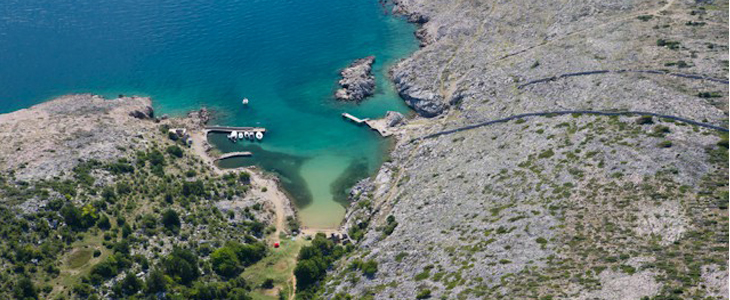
(335, 56, 376, 102)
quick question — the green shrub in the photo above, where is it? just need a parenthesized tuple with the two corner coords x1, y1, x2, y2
(182, 180, 205, 197)
(656, 39, 681, 50)
(383, 215, 398, 236)
(210, 246, 241, 278)
(658, 140, 673, 148)
(261, 278, 274, 289)
(161, 209, 181, 234)
(145, 269, 167, 293)
(166, 145, 183, 158)
(416, 289, 432, 299)
(116, 272, 142, 296)
(14, 276, 37, 300)
(538, 149, 554, 159)
(162, 247, 200, 285)
(361, 260, 378, 277)
(697, 91, 722, 98)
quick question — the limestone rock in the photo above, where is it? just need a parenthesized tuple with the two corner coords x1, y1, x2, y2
(335, 56, 376, 102)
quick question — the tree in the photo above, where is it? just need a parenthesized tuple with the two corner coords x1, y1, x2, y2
(294, 259, 322, 291)
(166, 145, 183, 158)
(97, 215, 111, 230)
(14, 277, 37, 300)
(210, 246, 241, 278)
(147, 150, 165, 166)
(101, 187, 116, 203)
(163, 247, 200, 285)
(361, 260, 378, 277)
(91, 256, 119, 279)
(118, 272, 142, 296)
(182, 180, 205, 197)
(234, 242, 266, 266)
(161, 209, 181, 234)
(60, 204, 82, 229)
(145, 268, 168, 294)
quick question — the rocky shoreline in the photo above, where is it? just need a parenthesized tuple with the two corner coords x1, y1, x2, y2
(335, 56, 376, 102)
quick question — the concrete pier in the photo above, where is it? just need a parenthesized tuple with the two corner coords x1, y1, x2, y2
(341, 112, 393, 137)
(215, 151, 253, 161)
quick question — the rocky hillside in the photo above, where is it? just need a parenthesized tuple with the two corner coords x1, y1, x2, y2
(320, 0, 729, 299)
(391, 0, 727, 123)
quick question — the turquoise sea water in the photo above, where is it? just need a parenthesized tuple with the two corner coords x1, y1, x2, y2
(0, 0, 418, 228)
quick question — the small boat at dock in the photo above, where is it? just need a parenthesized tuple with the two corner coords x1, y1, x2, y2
(255, 131, 264, 140)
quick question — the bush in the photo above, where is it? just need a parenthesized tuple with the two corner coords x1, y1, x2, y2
(91, 257, 119, 279)
(210, 246, 241, 278)
(145, 269, 168, 293)
(116, 182, 132, 195)
(147, 150, 166, 166)
(383, 215, 398, 236)
(93, 250, 102, 257)
(656, 39, 681, 49)
(162, 247, 200, 285)
(238, 172, 251, 183)
(361, 260, 378, 277)
(141, 214, 158, 234)
(261, 278, 274, 289)
(72, 282, 93, 297)
(697, 91, 722, 98)
(97, 215, 111, 230)
(416, 289, 432, 299)
(658, 140, 673, 148)
(117, 272, 142, 296)
(14, 277, 37, 300)
(106, 161, 134, 175)
(182, 180, 205, 197)
(166, 145, 183, 158)
(161, 209, 181, 234)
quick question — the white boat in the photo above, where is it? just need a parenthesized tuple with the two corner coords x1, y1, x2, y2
(255, 131, 264, 140)
(230, 131, 238, 140)
(242, 98, 249, 105)
(244, 131, 251, 139)
(238, 132, 244, 139)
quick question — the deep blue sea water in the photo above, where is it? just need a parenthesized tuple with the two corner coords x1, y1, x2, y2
(0, 0, 418, 228)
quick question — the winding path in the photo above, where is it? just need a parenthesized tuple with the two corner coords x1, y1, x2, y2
(413, 110, 728, 142)
(517, 69, 729, 89)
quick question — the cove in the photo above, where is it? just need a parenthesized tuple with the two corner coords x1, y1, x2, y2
(0, 0, 418, 228)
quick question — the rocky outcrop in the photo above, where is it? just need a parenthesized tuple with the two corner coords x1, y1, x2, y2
(383, 111, 405, 127)
(128, 105, 154, 119)
(392, 68, 446, 117)
(335, 56, 376, 102)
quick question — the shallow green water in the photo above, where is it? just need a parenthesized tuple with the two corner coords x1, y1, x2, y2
(0, 0, 418, 228)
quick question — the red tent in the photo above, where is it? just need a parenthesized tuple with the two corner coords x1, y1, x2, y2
(273, 242, 280, 248)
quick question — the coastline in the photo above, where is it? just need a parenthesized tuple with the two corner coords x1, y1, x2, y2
(185, 116, 300, 238)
